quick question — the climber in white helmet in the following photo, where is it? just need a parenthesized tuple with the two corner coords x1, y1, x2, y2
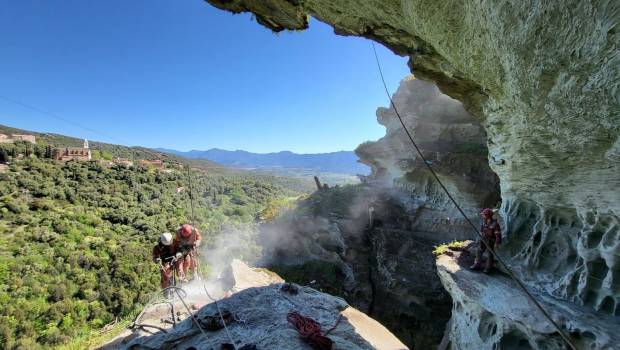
(152, 232, 176, 289)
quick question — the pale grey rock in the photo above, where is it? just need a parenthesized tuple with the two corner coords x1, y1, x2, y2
(356, 78, 500, 240)
(501, 200, 620, 316)
(122, 261, 407, 350)
(260, 184, 454, 348)
(125, 285, 408, 350)
(436, 244, 620, 350)
(205, 0, 620, 316)
(258, 77, 501, 348)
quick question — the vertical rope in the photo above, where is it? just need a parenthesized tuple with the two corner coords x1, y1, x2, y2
(171, 286, 216, 350)
(187, 166, 197, 229)
(371, 42, 577, 350)
(188, 167, 239, 349)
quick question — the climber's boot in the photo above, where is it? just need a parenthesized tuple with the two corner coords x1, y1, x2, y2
(470, 251, 483, 271)
(483, 253, 495, 274)
(470, 261, 483, 271)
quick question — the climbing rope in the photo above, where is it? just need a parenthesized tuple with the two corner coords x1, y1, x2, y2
(186, 166, 198, 230)
(286, 312, 341, 350)
(130, 285, 187, 335)
(186, 163, 239, 349)
(202, 283, 238, 350)
(371, 42, 579, 350)
(169, 286, 217, 350)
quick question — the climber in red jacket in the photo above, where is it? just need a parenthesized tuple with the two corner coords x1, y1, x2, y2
(470, 208, 502, 273)
(173, 224, 202, 282)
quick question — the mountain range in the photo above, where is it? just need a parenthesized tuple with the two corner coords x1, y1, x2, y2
(156, 148, 369, 175)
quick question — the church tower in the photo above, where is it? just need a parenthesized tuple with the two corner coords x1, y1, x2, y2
(84, 139, 92, 160)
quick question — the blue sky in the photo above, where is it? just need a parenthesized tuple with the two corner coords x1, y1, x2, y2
(0, 1, 409, 153)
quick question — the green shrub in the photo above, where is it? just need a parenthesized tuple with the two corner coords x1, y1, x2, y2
(0, 156, 300, 347)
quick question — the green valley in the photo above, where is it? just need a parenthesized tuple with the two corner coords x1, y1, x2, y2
(0, 127, 306, 349)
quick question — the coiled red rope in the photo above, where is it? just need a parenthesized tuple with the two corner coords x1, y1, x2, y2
(286, 312, 341, 350)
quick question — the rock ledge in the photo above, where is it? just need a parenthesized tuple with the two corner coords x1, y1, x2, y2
(436, 244, 620, 350)
(120, 261, 407, 350)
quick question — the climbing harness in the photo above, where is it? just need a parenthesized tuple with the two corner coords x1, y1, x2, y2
(371, 42, 578, 350)
(286, 312, 342, 350)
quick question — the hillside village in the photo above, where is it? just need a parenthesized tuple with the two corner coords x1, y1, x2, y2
(0, 132, 169, 172)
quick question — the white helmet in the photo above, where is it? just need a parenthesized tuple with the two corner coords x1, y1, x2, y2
(160, 232, 173, 246)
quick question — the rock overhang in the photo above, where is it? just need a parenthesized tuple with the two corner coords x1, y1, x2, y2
(203, 0, 619, 214)
(203, 0, 620, 315)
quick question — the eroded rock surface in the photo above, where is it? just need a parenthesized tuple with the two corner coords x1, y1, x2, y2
(204, 0, 620, 316)
(356, 77, 500, 238)
(436, 243, 620, 350)
(260, 185, 454, 348)
(122, 261, 407, 350)
(258, 76, 503, 348)
(204, 0, 619, 213)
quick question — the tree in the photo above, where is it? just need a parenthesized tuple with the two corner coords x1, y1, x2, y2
(0, 152, 299, 347)
(0, 147, 8, 163)
(34, 146, 44, 158)
(45, 145, 53, 159)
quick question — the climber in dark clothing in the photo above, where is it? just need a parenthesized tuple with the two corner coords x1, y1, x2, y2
(470, 208, 502, 273)
(153, 232, 176, 289)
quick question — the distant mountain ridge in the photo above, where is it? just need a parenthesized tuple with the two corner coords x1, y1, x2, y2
(157, 148, 369, 175)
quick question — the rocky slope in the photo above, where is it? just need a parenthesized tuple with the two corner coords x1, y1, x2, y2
(110, 260, 407, 350)
(436, 243, 620, 350)
(204, 0, 620, 318)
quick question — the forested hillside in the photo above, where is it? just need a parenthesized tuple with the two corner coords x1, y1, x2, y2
(0, 137, 303, 348)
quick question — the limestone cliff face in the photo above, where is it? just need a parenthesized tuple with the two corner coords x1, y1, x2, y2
(257, 78, 501, 348)
(259, 186, 454, 348)
(356, 77, 500, 240)
(204, 0, 620, 316)
(435, 244, 620, 350)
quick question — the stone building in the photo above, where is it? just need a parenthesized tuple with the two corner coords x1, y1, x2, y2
(11, 134, 36, 144)
(139, 159, 165, 169)
(54, 139, 92, 161)
(112, 157, 134, 167)
(0, 133, 36, 144)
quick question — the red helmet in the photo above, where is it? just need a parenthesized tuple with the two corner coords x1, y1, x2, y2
(180, 224, 193, 238)
(481, 208, 494, 218)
